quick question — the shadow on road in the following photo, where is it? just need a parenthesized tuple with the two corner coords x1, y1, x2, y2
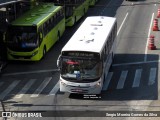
(69, 53, 159, 101)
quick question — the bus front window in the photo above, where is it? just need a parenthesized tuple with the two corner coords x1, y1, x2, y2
(21, 32, 37, 47)
(61, 57, 102, 81)
(7, 26, 38, 50)
(11, 32, 37, 48)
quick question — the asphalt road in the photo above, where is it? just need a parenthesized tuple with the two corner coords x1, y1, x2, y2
(1, 0, 160, 120)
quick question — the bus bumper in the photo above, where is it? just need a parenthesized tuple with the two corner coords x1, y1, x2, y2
(7, 49, 40, 61)
(60, 80, 102, 94)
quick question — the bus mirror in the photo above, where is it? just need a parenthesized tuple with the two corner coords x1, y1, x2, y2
(57, 55, 61, 69)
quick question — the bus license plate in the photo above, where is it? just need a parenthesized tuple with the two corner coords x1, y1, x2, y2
(74, 89, 83, 92)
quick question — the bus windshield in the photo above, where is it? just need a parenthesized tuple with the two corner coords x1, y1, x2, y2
(61, 57, 102, 81)
(7, 26, 38, 49)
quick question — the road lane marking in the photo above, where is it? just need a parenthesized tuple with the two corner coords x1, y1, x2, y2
(144, 13, 154, 62)
(132, 69, 142, 87)
(117, 12, 128, 36)
(148, 68, 157, 85)
(14, 79, 36, 99)
(49, 81, 60, 95)
(2, 69, 59, 76)
(112, 60, 159, 66)
(30, 77, 52, 97)
(102, 72, 113, 91)
(0, 80, 20, 100)
(117, 71, 128, 89)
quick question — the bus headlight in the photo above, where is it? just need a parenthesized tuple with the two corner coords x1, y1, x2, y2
(32, 50, 38, 56)
(94, 82, 101, 87)
(61, 81, 66, 86)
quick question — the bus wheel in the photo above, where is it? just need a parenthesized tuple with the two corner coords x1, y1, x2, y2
(43, 46, 46, 57)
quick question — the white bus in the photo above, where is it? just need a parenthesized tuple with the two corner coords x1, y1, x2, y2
(57, 16, 117, 94)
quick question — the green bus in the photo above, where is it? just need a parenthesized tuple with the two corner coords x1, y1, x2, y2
(6, 3, 65, 61)
(51, 0, 90, 26)
(89, 0, 97, 6)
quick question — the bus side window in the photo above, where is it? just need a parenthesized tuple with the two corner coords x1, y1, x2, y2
(38, 26, 43, 45)
(58, 10, 61, 21)
(48, 18, 52, 31)
(102, 49, 106, 62)
(105, 43, 108, 58)
(52, 16, 55, 28)
(54, 14, 57, 25)
(62, 8, 64, 17)
(43, 23, 47, 36)
(112, 23, 117, 41)
(60, 8, 64, 20)
(46, 20, 49, 33)
(108, 35, 112, 50)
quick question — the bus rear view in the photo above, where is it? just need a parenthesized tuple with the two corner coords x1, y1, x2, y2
(58, 16, 117, 94)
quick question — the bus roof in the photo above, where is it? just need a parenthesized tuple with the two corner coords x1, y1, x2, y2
(11, 3, 62, 26)
(62, 16, 116, 53)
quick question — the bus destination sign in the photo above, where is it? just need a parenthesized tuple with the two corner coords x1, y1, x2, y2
(62, 51, 99, 58)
